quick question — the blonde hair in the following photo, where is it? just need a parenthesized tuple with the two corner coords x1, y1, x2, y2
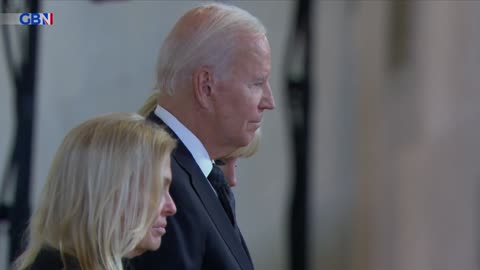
(16, 113, 176, 270)
(138, 91, 260, 159)
(155, 2, 266, 95)
(137, 90, 160, 118)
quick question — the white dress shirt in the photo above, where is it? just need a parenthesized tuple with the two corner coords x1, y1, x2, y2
(154, 105, 213, 179)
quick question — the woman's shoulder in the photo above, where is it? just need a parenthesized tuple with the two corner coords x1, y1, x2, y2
(29, 247, 79, 270)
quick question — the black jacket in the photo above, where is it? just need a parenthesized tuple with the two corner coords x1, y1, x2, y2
(28, 247, 80, 270)
(131, 112, 254, 270)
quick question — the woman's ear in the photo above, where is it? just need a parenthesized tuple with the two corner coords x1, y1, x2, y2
(193, 66, 214, 109)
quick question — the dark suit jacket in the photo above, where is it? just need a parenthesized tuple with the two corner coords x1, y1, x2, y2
(131, 112, 254, 270)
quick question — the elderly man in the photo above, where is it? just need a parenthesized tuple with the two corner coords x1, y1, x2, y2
(132, 3, 275, 270)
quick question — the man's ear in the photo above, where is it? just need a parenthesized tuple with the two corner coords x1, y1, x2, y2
(193, 66, 214, 109)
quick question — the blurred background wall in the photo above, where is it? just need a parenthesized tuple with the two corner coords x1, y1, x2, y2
(1, 1, 479, 270)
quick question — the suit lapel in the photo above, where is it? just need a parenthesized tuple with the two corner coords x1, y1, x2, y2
(147, 112, 253, 270)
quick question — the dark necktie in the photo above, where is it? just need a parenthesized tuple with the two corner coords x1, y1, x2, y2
(207, 164, 236, 225)
(208, 164, 253, 264)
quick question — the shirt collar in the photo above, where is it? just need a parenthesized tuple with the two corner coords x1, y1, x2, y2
(154, 105, 213, 177)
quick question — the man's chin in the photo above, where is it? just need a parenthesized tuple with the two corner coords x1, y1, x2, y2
(240, 134, 254, 146)
(249, 122, 262, 131)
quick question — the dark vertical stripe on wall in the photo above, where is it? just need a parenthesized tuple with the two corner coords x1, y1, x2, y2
(389, 0, 411, 71)
(284, 0, 313, 270)
(0, 0, 40, 264)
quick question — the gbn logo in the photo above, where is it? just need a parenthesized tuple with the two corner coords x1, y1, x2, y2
(19, 13, 53, 25)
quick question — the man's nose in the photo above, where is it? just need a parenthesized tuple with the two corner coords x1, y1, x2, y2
(259, 84, 276, 110)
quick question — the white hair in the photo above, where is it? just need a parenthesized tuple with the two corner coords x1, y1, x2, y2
(155, 2, 267, 95)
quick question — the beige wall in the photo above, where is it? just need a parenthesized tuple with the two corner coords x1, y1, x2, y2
(347, 2, 480, 270)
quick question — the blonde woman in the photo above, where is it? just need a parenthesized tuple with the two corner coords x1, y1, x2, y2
(214, 132, 260, 187)
(138, 90, 261, 187)
(15, 113, 177, 270)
